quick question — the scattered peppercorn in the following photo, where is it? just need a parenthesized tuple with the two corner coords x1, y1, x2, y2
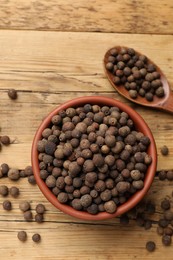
(23, 210, 33, 221)
(32, 233, 41, 243)
(35, 213, 44, 223)
(19, 201, 30, 212)
(17, 231, 27, 242)
(146, 241, 156, 252)
(0, 135, 10, 145)
(28, 175, 36, 185)
(8, 168, 20, 180)
(162, 235, 172, 246)
(9, 186, 19, 197)
(36, 204, 45, 214)
(161, 145, 169, 156)
(0, 185, 8, 196)
(3, 200, 12, 210)
(8, 89, 17, 100)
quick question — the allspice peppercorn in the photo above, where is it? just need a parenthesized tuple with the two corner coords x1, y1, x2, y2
(0, 185, 9, 196)
(23, 210, 33, 221)
(146, 241, 156, 252)
(9, 186, 19, 197)
(8, 89, 17, 100)
(32, 233, 41, 243)
(19, 201, 30, 212)
(3, 200, 12, 210)
(161, 145, 169, 156)
(104, 200, 117, 213)
(35, 213, 44, 223)
(0, 135, 10, 145)
(8, 168, 20, 180)
(17, 231, 27, 242)
(36, 204, 45, 214)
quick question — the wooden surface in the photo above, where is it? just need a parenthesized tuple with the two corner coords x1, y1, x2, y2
(0, 1, 173, 259)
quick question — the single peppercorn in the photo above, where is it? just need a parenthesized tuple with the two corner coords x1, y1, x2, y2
(19, 201, 30, 212)
(104, 200, 117, 213)
(161, 145, 169, 156)
(146, 241, 156, 252)
(9, 186, 19, 197)
(32, 233, 41, 243)
(8, 89, 17, 99)
(8, 168, 20, 180)
(0, 135, 10, 145)
(161, 199, 170, 210)
(23, 210, 33, 221)
(17, 231, 27, 242)
(0, 185, 8, 196)
(162, 235, 172, 246)
(36, 204, 45, 214)
(3, 200, 12, 210)
(35, 213, 44, 223)
(28, 175, 36, 185)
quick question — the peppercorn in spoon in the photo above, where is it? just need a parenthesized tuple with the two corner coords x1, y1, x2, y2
(104, 46, 173, 113)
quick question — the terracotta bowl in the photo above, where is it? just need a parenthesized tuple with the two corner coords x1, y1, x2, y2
(31, 96, 157, 220)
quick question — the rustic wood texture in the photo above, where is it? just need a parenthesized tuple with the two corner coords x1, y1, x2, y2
(0, 0, 173, 34)
(1, 1, 173, 259)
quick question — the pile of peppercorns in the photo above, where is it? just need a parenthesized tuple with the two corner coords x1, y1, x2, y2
(105, 47, 165, 101)
(37, 104, 152, 214)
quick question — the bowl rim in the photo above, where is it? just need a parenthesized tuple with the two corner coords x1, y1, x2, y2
(31, 96, 157, 220)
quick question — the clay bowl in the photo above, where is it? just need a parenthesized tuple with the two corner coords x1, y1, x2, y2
(31, 96, 157, 221)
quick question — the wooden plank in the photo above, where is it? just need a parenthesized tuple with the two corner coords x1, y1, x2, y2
(0, 30, 173, 170)
(0, 177, 172, 259)
(0, 0, 173, 34)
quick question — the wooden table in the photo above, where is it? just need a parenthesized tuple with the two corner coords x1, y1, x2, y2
(0, 1, 173, 259)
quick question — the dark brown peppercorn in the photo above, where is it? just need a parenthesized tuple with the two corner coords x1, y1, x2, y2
(158, 219, 169, 228)
(35, 213, 44, 223)
(164, 210, 173, 221)
(72, 199, 82, 210)
(32, 233, 41, 243)
(162, 235, 172, 246)
(28, 175, 36, 185)
(36, 204, 45, 214)
(87, 204, 98, 215)
(17, 231, 27, 242)
(0, 135, 10, 145)
(0, 185, 8, 196)
(167, 170, 173, 181)
(24, 166, 33, 176)
(0, 163, 9, 176)
(57, 192, 68, 203)
(146, 241, 156, 252)
(8, 89, 17, 100)
(116, 181, 130, 193)
(9, 186, 19, 197)
(164, 227, 173, 236)
(158, 170, 167, 180)
(161, 145, 169, 156)
(8, 168, 20, 180)
(19, 201, 30, 212)
(100, 189, 112, 202)
(3, 200, 12, 210)
(104, 200, 117, 213)
(80, 194, 92, 207)
(161, 199, 170, 210)
(93, 154, 104, 167)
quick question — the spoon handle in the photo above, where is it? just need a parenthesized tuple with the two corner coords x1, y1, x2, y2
(162, 92, 173, 113)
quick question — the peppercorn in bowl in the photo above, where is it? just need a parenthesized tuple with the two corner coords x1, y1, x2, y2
(31, 96, 157, 220)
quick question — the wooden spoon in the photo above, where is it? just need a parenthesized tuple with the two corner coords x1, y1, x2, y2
(104, 46, 173, 113)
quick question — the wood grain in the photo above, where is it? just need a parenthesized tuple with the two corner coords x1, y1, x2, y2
(0, 0, 173, 34)
(0, 30, 173, 170)
(0, 176, 172, 260)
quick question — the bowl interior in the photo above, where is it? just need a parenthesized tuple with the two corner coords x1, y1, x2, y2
(31, 96, 157, 220)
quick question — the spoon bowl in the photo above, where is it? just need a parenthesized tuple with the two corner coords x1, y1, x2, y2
(104, 46, 173, 113)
